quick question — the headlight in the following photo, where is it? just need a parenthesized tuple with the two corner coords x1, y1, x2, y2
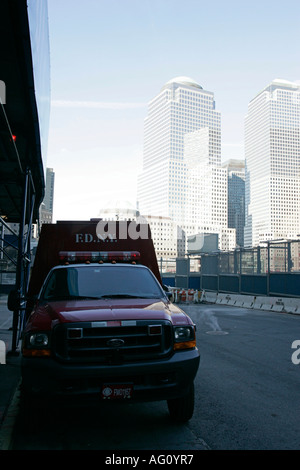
(22, 332, 51, 357)
(173, 326, 196, 350)
(29, 333, 49, 347)
(174, 326, 193, 341)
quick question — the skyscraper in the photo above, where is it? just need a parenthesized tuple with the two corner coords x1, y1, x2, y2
(184, 129, 227, 228)
(244, 79, 300, 247)
(40, 167, 55, 224)
(44, 168, 55, 214)
(137, 76, 221, 225)
(222, 159, 245, 247)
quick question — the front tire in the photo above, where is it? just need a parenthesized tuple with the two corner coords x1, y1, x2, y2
(167, 383, 195, 423)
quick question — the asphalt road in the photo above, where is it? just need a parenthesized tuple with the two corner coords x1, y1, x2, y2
(10, 303, 300, 451)
(184, 303, 300, 450)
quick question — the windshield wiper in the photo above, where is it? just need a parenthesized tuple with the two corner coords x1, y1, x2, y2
(69, 295, 103, 300)
(44, 295, 103, 301)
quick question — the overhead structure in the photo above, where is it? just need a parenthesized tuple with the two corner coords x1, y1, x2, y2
(0, 0, 50, 352)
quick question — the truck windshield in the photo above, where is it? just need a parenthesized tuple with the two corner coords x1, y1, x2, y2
(41, 265, 164, 301)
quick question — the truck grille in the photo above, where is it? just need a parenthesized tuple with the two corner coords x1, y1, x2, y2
(52, 320, 173, 364)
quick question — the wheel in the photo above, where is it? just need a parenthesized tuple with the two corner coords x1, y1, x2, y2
(167, 383, 195, 423)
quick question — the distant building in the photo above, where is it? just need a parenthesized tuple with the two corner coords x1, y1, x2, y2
(39, 203, 53, 226)
(142, 215, 179, 258)
(222, 159, 245, 247)
(244, 79, 300, 247)
(44, 168, 55, 213)
(137, 76, 221, 225)
(97, 202, 179, 259)
(179, 224, 235, 252)
(39, 167, 55, 226)
(184, 129, 228, 229)
(137, 77, 236, 253)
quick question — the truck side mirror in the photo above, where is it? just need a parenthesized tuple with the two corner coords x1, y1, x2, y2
(7, 289, 20, 312)
(162, 285, 173, 301)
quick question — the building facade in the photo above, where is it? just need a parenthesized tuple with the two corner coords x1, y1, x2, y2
(137, 77, 236, 253)
(97, 203, 179, 259)
(40, 167, 55, 225)
(142, 215, 179, 259)
(184, 129, 227, 228)
(43, 168, 55, 214)
(137, 76, 221, 226)
(244, 79, 300, 247)
(222, 159, 245, 247)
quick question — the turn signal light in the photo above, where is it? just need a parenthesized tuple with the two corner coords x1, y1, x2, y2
(22, 349, 51, 357)
(173, 340, 196, 350)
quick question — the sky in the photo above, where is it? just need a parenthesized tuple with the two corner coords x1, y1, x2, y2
(46, 0, 300, 222)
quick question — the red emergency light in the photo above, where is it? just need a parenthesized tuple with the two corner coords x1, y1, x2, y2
(58, 251, 140, 264)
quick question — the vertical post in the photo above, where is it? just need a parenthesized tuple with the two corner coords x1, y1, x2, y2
(217, 252, 220, 292)
(267, 241, 270, 296)
(24, 192, 35, 294)
(11, 169, 29, 353)
(233, 249, 237, 274)
(199, 255, 202, 291)
(287, 241, 292, 273)
(239, 249, 242, 294)
(257, 246, 261, 274)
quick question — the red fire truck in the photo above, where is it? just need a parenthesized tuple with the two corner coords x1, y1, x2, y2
(10, 220, 200, 423)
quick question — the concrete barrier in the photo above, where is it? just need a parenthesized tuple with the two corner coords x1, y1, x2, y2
(223, 294, 232, 305)
(217, 294, 255, 308)
(226, 294, 241, 306)
(270, 298, 285, 313)
(283, 299, 300, 314)
(216, 293, 228, 304)
(252, 296, 300, 313)
(241, 295, 255, 309)
(253, 296, 273, 311)
(201, 290, 217, 303)
(171, 287, 300, 315)
(231, 295, 243, 307)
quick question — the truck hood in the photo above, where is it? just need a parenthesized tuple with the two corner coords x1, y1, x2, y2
(26, 298, 193, 332)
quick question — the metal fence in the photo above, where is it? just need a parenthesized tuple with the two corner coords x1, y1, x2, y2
(202, 241, 300, 275)
(160, 240, 300, 298)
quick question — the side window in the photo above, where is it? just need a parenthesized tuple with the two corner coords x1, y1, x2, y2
(43, 269, 79, 299)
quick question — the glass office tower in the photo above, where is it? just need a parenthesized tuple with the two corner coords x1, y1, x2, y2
(137, 77, 221, 225)
(244, 79, 300, 247)
(222, 159, 245, 247)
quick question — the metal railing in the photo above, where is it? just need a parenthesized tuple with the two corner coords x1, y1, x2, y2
(160, 240, 300, 297)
